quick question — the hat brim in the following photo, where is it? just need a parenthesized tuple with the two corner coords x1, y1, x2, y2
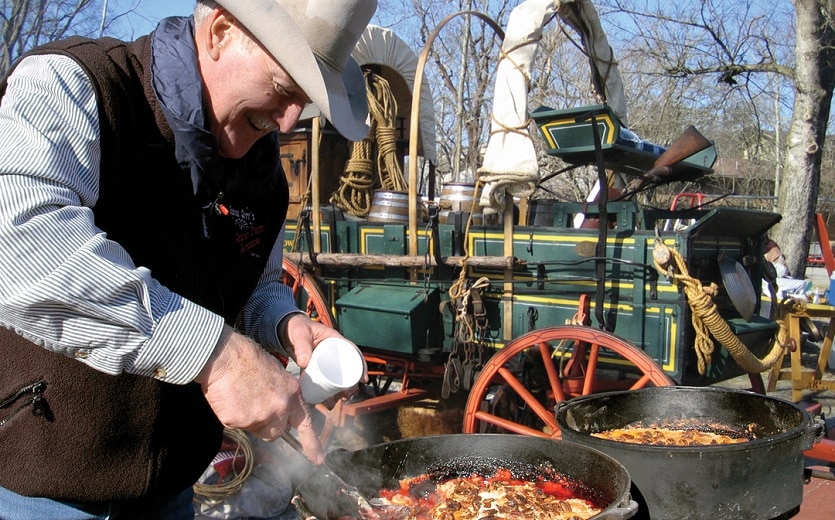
(224, 1, 370, 142)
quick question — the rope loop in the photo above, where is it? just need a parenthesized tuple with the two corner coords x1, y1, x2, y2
(193, 428, 254, 502)
(652, 241, 784, 375)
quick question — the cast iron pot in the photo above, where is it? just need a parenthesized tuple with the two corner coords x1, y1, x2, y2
(293, 434, 639, 519)
(556, 386, 822, 520)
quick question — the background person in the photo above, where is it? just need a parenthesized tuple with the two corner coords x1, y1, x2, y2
(0, 0, 375, 518)
(762, 239, 811, 299)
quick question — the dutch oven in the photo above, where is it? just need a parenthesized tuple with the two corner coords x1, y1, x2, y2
(556, 386, 823, 520)
(293, 433, 639, 519)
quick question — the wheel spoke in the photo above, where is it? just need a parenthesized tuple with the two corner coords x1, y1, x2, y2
(581, 343, 601, 395)
(464, 325, 675, 435)
(538, 341, 567, 403)
(496, 367, 560, 433)
(281, 258, 334, 328)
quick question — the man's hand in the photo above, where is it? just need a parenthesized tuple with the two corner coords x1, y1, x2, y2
(195, 325, 324, 464)
(280, 314, 369, 386)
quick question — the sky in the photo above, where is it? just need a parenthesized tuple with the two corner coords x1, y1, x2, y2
(114, 0, 197, 37)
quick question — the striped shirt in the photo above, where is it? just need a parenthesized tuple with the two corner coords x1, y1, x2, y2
(0, 55, 298, 384)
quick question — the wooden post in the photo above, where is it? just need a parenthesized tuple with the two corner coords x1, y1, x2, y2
(311, 116, 322, 253)
(503, 193, 515, 342)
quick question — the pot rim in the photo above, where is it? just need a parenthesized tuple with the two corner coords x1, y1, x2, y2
(295, 434, 639, 519)
(555, 386, 813, 453)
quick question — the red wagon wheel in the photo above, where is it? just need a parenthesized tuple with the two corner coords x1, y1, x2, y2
(281, 257, 334, 328)
(280, 257, 349, 445)
(463, 325, 675, 437)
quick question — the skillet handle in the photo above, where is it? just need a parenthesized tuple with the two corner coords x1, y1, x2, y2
(801, 414, 825, 451)
(600, 498, 639, 519)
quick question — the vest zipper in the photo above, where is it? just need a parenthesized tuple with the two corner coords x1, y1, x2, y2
(201, 192, 229, 239)
(0, 379, 47, 427)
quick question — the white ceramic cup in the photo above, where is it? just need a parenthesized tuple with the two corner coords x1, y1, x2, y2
(299, 337, 364, 404)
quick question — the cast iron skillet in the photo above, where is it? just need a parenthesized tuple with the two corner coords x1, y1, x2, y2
(293, 433, 638, 519)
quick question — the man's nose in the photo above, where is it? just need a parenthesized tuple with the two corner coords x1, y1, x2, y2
(276, 101, 307, 133)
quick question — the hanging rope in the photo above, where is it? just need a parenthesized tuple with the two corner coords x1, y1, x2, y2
(651, 239, 784, 375)
(330, 71, 407, 217)
(447, 275, 491, 344)
(444, 177, 491, 343)
(366, 73, 407, 192)
(330, 134, 376, 217)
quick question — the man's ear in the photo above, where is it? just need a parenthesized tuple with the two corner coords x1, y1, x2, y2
(202, 9, 237, 61)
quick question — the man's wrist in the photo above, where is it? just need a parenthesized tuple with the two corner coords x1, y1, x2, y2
(275, 311, 305, 356)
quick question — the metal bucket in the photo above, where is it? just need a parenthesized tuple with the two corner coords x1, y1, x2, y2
(528, 198, 556, 226)
(367, 190, 409, 224)
(438, 183, 482, 225)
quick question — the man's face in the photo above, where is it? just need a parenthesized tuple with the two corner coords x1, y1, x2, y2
(200, 19, 311, 158)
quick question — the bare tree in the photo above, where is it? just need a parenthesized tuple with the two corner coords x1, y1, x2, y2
(0, 0, 142, 76)
(599, 0, 834, 275)
(1, 0, 100, 75)
(375, 0, 512, 190)
(778, 0, 835, 273)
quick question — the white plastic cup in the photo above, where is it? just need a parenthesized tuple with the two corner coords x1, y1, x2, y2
(298, 337, 364, 404)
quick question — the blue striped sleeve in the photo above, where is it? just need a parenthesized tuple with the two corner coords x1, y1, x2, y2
(0, 54, 223, 384)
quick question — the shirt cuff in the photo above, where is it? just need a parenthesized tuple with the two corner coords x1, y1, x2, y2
(127, 295, 225, 384)
(263, 310, 303, 356)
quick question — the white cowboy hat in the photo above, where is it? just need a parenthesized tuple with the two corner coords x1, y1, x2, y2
(217, 0, 376, 142)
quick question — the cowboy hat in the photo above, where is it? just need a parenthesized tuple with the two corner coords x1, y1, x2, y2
(216, 0, 376, 142)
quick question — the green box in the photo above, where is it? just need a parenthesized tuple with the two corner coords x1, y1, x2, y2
(336, 283, 441, 355)
(531, 104, 716, 180)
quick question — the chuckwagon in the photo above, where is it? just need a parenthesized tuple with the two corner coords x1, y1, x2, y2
(275, 4, 834, 519)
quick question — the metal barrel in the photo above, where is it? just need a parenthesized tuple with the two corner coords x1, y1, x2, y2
(367, 190, 410, 224)
(438, 183, 482, 225)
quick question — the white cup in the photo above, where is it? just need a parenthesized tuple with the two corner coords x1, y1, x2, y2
(299, 337, 364, 404)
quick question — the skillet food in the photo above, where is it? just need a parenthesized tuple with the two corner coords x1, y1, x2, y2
(367, 468, 602, 520)
(591, 425, 755, 446)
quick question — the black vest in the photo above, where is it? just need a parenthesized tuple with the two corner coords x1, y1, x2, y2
(0, 35, 288, 501)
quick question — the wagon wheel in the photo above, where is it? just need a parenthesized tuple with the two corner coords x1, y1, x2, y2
(463, 325, 675, 437)
(280, 257, 346, 444)
(281, 257, 334, 328)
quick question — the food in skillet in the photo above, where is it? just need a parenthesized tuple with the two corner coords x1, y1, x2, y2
(592, 425, 754, 446)
(369, 467, 602, 520)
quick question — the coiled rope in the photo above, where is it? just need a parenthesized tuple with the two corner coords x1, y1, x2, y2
(331, 72, 408, 217)
(651, 239, 784, 375)
(193, 428, 254, 501)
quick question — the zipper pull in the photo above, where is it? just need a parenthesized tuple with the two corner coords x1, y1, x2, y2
(30, 381, 47, 417)
(212, 192, 229, 216)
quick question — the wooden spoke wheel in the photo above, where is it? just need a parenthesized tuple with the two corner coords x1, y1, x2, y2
(280, 257, 345, 445)
(281, 257, 334, 327)
(463, 325, 675, 437)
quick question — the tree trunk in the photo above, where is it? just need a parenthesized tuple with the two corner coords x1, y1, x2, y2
(775, 0, 835, 278)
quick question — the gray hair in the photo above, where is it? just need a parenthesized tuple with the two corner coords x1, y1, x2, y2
(193, 0, 256, 52)
(193, 1, 218, 26)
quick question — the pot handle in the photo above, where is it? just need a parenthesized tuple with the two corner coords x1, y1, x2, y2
(603, 498, 639, 519)
(291, 495, 318, 520)
(801, 414, 825, 451)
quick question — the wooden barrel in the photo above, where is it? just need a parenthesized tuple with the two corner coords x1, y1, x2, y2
(528, 199, 556, 226)
(438, 183, 482, 225)
(368, 190, 410, 224)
